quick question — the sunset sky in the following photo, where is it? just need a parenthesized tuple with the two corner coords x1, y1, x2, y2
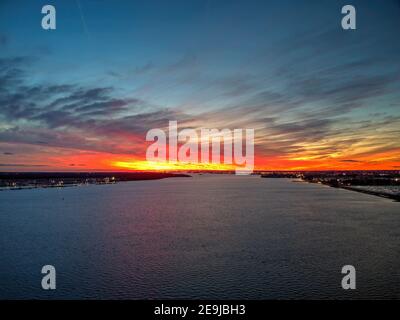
(0, 0, 399, 171)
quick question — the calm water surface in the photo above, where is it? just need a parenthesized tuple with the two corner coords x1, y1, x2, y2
(0, 175, 399, 299)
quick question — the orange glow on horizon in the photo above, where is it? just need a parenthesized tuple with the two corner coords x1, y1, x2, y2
(112, 160, 237, 171)
(3, 142, 398, 172)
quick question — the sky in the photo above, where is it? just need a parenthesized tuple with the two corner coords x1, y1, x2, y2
(0, 0, 399, 171)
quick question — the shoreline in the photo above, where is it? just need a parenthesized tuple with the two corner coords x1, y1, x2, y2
(301, 180, 400, 202)
(0, 172, 191, 191)
(339, 185, 400, 202)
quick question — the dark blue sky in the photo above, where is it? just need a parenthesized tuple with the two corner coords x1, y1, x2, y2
(0, 0, 399, 170)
